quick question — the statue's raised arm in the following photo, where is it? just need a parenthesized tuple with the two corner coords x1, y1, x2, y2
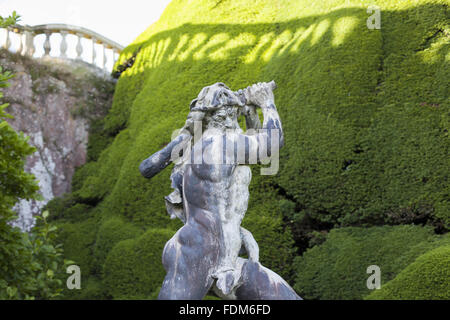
(234, 81, 285, 165)
(139, 132, 190, 179)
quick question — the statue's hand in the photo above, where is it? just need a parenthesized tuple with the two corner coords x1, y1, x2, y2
(244, 81, 275, 109)
(241, 104, 255, 117)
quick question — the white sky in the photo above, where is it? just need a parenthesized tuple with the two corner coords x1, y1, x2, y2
(0, 0, 172, 47)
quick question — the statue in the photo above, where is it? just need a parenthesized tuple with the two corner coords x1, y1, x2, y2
(139, 81, 301, 300)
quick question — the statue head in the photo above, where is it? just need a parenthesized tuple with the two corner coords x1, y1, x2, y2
(189, 82, 244, 112)
(185, 82, 245, 132)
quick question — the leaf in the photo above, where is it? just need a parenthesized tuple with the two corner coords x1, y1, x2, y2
(6, 286, 17, 298)
(0, 121, 10, 130)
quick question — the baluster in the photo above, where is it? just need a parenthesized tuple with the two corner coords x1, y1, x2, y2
(18, 32, 24, 55)
(113, 48, 118, 66)
(3, 29, 11, 50)
(4, 26, 122, 71)
(60, 30, 68, 58)
(76, 33, 83, 60)
(24, 29, 35, 56)
(43, 31, 51, 57)
(102, 44, 107, 70)
(91, 37, 97, 65)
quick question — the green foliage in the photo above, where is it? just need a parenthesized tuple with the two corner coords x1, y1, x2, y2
(86, 119, 114, 162)
(0, 222, 33, 299)
(56, 218, 99, 277)
(103, 228, 173, 299)
(45, 193, 93, 222)
(148, 286, 161, 300)
(25, 212, 74, 299)
(293, 225, 450, 300)
(70, 162, 99, 193)
(0, 12, 67, 300)
(0, 11, 20, 28)
(366, 245, 450, 300)
(50, 0, 449, 298)
(0, 66, 39, 215)
(0, 211, 73, 299)
(242, 214, 295, 281)
(93, 216, 142, 266)
(65, 276, 107, 300)
(86, 0, 449, 229)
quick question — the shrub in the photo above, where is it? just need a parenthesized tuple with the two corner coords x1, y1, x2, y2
(242, 214, 296, 282)
(86, 119, 114, 162)
(148, 286, 161, 300)
(103, 228, 173, 299)
(293, 225, 449, 300)
(94, 216, 143, 266)
(0, 211, 73, 299)
(65, 276, 107, 300)
(0, 12, 72, 300)
(56, 218, 99, 277)
(366, 245, 450, 300)
(70, 162, 99, 193)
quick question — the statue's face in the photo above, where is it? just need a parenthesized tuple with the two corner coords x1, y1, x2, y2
(190, 83, 244, 112)
(188, 82, 243, 130)
(210, 105, 240, 129)
(209, 84, 243, 110)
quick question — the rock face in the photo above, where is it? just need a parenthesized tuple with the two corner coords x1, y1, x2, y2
(0, 50, 114, 231)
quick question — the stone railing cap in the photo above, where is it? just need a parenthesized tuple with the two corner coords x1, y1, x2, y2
(7, 23, 124, 51)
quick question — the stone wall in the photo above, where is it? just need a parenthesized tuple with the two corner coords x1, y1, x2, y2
(1, 50, 114, 231)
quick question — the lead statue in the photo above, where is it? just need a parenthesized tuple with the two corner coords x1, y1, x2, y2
(139, 81, 301, 300)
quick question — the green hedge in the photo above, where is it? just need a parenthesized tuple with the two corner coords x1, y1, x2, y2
(94, 216, 143, 266)
(293, 225, 449, 300)
(48, 0, 449, 299)
(103, 228, 173, 299)
(61, 276, 107, 300)
(366, 245, 450, 300)
(56, 218, 99, 277)
(79, 0, 449, 229)
(242, 214, 295, 282)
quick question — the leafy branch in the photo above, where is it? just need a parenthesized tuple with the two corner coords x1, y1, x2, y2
(0, 11, 20, 28)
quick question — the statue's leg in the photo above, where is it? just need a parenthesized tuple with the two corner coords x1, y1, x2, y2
(235, 260, 302, 300)
(158, 224, 219, 300)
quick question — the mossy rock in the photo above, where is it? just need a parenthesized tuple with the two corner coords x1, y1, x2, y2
(366, 245, 450, 300)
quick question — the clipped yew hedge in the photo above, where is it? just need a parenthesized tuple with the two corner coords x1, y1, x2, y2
(46, 0, 449, 299)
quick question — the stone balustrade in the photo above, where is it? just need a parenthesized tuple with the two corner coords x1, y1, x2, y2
(2, 24, 124, 72)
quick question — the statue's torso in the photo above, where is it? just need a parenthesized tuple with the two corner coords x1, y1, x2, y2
(183, 131, 251, 227)
(182, 131, 251, 267)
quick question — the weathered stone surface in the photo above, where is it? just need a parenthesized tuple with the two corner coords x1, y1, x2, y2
(140, 81, 301, 300)
(0, 50, 114, 231)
